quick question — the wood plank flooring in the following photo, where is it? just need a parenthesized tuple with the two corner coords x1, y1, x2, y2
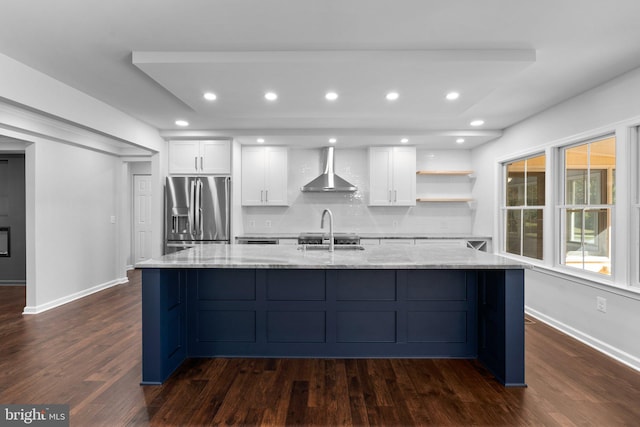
(1, 270, 639, 426)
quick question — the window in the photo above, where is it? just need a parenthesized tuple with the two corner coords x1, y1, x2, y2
(503, 154, 546, 260)
(560, 136, 615, 276)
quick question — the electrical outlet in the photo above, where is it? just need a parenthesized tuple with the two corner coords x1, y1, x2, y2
(110, 215, 116, 224)
(249, 220, 255, 228)
(596, 296, 607, 313)
(392, 220, 398, 228)
(265, 220, 272, 228)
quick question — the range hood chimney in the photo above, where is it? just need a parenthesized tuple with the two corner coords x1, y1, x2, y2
(300, 146, 357, 192)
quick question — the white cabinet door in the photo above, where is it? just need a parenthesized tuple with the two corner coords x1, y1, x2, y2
(241, 146, 267, 205)
(169, 140, 231, 175)
(200, 140, 231, 174)
(169, 141, 200, 174)
(391, 146, 416, 206)
(241, 146, 288, 206)
(264, 147, 288, 205)
(369, 147, 393, 205)
(369, 146, 415, 206)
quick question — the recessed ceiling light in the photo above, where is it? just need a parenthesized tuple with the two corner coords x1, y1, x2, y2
(329, 138, 337, 144)
(265, 92, 278, 101)
(325, 92, 339, 101)
(257, 138, 265, 144)
(203, 92, 217, 101)
(401, 138, 409, 144)
(470, 119, 485, 126)
(446, 92, 460, 100)
(386, 92, 399, 101)
(456, 138, 465, 144)
(175, 120, 189, 127)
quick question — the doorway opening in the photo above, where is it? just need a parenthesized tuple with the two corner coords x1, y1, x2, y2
(0, 152, 26, 314)
(0, 153, 26, 285)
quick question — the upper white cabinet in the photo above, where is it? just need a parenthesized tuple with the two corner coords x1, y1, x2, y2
(241, 146, 288, 206)
(169, 140, 231, 175)
(369, 146, 416, 206)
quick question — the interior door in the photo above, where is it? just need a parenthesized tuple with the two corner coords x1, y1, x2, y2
(134, 174, 153, 263)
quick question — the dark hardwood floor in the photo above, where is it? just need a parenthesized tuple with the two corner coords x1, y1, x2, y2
(1, 271, 639, 426)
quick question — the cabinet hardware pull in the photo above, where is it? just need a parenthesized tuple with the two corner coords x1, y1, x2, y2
(194, 156, 198, 171)
(261, 190, 263, 202)
(200, 156, 203, 170)
(189, 181, 196, 235)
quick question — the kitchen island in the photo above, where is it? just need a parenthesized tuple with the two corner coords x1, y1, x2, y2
(137, 244, 527, 387)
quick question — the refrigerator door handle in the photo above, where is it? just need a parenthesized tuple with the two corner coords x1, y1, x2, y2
(189, 180, 196, 235)
(199, 179, 204, 235)
(195, 179, 202, 235)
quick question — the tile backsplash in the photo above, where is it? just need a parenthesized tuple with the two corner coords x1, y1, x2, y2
(241, 147, 474, 234)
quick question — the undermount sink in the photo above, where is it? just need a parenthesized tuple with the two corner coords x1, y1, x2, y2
(298, 244, 365, 251)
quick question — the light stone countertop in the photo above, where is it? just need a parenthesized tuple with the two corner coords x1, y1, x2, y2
(236, 232, 491, 240)
(136, 244, 527, 270)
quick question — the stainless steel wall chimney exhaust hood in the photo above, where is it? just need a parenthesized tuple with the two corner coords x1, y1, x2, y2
(301, 146, 357, 192)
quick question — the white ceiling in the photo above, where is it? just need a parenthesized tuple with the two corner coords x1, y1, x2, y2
(2, 0, 640, 150)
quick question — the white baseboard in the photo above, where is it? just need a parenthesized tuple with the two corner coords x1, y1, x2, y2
(22, 276, 129, 315)
(0, 280, 26, 286)
(526, 306, 640, 373)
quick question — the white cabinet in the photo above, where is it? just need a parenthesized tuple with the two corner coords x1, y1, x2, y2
(169, 140, 231, 174)
(369, 146, 416, 206)
(241, 146, 288, 206)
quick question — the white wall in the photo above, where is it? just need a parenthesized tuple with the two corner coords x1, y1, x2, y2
(0, 54, 166, 313)
(28, 142, 122, 309)
(472, 66, 640, 370)
(241, 147, 475, 235)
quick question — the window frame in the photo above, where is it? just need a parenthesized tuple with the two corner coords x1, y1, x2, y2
(557, 134, 616, 279)
(500, 152, 547, 261)
(632, 127, 640, 288)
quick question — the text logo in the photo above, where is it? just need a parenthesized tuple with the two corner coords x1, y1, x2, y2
(1, 405, 68, 427)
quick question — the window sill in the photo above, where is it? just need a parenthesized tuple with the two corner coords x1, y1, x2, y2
(498, 252, 640, 301)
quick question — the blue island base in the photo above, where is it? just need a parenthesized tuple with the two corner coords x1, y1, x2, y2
(141, 268, 525, 387)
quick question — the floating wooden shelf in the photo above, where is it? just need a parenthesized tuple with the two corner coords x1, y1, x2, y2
(416, 170, 474, 176)
(416, 197, 475, 203)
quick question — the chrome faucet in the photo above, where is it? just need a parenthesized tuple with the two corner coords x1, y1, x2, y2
(320, 208, 334, 252)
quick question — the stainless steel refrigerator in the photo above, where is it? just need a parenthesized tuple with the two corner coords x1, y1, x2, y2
(165, 176, 230, 254)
